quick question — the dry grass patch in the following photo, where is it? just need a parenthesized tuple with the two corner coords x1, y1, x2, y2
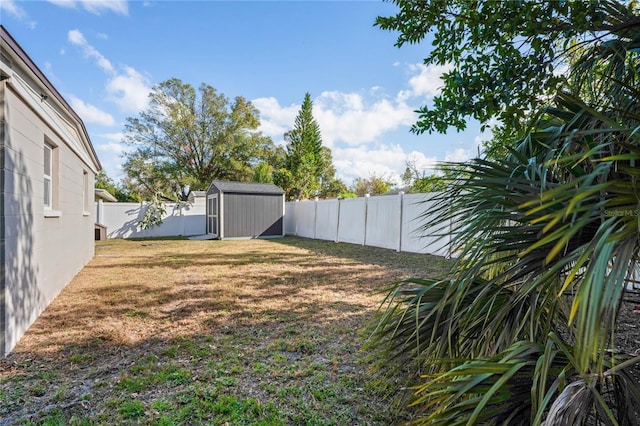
(0, 236, 453, 425)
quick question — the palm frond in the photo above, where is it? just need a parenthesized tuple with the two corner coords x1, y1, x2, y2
(369, 7, 640, 424)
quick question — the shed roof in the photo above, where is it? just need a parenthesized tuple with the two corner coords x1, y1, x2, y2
(208, 180, 284, 195)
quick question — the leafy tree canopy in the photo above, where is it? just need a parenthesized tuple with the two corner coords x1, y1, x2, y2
(351, 173, 394, 197)
(376, 0, 640, 134)
(317, 147, 347, 199)
(401, 160, 447, 193)
(95, 170, 139, 202)
(122, 78, 274, 201)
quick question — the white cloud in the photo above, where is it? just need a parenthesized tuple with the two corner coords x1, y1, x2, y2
(252, 63, 469, 186)
(252, 97, 299, 139)
(1, 0, 37, 28)
(96, 141, 131, 154)
(405, 151, 440, 173)
(94, 133, 134, 155)
(255, 62, 459, 154)
(444, 147, 474, 163)
(68, 95, 115, 126)
(254, 91, 416, 149)
(333, 144, 438, 186)
(98, 132, 125, 142)
(68, 30, 151, 115)
(1, 0, 26, 18)
(68, 29, 114, 73)
(47, 0, 128, 15)
(315, 92, 415, 148)
(406, 63, 453, 99)
(106, 66, 151, 114)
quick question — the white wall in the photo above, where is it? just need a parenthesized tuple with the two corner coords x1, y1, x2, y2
(285, 193, 453, 257)
(98, 202, 206, 239)
(2, 81, 97, 355)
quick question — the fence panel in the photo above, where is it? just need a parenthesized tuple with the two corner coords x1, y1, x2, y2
(282, 192, 454, 257)
(315, 199, 339, 241)
(99, 202, 205, 239)
(401, 193, 450, 256)
(336, 198, 366, 245)
(181, 204, 207, 236)
(295, 201, 317, 238)
(365, 194, 401, 250)
(284, 203, 297, 235)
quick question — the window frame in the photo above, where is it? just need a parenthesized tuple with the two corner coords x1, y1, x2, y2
(43, 140, 61, 217)
(83, 170, 90, 215)
(43, 142, 53, 210)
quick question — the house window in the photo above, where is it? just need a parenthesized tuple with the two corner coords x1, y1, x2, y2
(44, 140, 60, 216)
(44, 143, 53, 210)
(83, 170, 90, 214)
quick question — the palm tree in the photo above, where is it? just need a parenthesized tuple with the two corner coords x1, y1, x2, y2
(370, 7, 640, 425)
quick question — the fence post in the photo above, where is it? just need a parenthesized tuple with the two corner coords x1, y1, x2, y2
(314, 197, 318, 239)
(363, 193, 370, 246)
(397, 191, 404, 252)
(294, 199, 299, 236)
(96, 199, 104, 224)
(335, 198, 340, 243)
(179, 203, 185, 236)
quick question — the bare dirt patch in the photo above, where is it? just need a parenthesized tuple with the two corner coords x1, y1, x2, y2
(0, 237, 452, 425)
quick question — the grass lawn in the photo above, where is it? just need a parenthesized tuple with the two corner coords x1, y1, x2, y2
(0, 236, 453, 425)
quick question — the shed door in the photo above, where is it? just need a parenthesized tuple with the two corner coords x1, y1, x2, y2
(207, 194, 218, 236)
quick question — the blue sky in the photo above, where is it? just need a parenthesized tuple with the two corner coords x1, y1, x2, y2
(2, 0, 487, 186)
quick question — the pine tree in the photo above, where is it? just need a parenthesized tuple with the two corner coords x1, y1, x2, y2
(280, 93, 325, 200)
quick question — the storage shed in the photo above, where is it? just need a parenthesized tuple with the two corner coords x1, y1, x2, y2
(205, 181, 285, 240)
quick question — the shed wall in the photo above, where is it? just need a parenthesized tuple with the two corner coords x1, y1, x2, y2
(222, 193, 283, 238)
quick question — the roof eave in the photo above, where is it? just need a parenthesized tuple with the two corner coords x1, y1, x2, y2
(0, 25, 102, 171)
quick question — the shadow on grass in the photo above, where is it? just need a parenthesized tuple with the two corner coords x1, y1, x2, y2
(0, 237, 415, 425)
(272, 235, 455, 279)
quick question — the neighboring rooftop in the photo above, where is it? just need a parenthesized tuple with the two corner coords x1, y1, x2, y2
(95, 188, 118, 202)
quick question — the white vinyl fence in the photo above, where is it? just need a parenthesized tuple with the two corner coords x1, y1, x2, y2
(285, 192, 454, 257)
(96, 192, 453, 257)
(96, 201, 206, 239)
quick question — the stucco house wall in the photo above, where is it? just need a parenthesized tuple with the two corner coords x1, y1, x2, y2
(1, 26, 101, 355)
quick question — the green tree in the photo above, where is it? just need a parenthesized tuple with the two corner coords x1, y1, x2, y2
(95, 170, 139, 202)
(252, 162, 274, 183)
(401, 160, 447, 193)
(376, 0, 640, 134)
(317, 147, 347, 198)
(275, 93, 325, 200)
(371, 4, 640, 424)
(351, 173, 393, 197)
(122, 78, 274, 201)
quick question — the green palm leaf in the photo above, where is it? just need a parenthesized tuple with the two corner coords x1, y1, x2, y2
(369, 11, 640, 423)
